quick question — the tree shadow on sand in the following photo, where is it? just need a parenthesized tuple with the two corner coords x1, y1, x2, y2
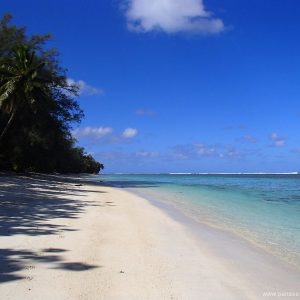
(0, 174, 107, 236)
(0, 248, 99, 283)
(0, 174, 106, 284)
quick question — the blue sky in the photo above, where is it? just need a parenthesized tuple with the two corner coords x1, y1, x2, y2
(2, 1, 300, 173)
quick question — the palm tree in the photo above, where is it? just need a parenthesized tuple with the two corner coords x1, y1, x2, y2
(0, 45, 48, 142)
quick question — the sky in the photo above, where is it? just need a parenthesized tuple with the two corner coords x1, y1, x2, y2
(2, 0, 300, 173)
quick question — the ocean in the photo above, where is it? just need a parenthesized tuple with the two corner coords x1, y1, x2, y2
(93, 173, 300, 269)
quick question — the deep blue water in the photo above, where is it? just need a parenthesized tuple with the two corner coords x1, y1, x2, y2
(94, 174, 300, 268)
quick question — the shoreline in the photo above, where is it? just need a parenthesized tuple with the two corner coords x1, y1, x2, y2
(0, 174, 299, 299)
(125, 185, 300, 272)
(120, 185, 300, 294)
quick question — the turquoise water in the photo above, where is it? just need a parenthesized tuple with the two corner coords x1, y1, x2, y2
(95, 174, 300, 268)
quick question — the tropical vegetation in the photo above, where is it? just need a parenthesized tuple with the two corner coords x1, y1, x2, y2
(0, 14, 103, 174)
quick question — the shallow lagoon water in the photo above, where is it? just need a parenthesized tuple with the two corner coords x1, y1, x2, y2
(95, 174, 300, 269)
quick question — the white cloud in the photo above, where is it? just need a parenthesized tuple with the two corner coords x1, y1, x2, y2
(67, 78, 104, 96)
(135, 109, 156, 116)
(226, 149, 240, 158)
(135, 151, 159, 158)
(94, 150, 159, 161)
(73, 126, 138, 142)
(171, 143, 242, 160)
(124, 0, 225, 34)
(172, 143, 219, 160)
(194, 143, 218, 156)
(122, 128, 138, 138)
(72, 127, 113, 139)
(271, 133, 286, 147)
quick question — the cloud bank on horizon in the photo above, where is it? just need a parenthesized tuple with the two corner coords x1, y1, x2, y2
(124, 0, 225, 34)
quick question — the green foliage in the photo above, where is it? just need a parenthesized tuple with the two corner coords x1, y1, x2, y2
(0, 14, 103, 174)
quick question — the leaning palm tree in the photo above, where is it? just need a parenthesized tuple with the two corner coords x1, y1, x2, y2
(0, 45, 49, 142)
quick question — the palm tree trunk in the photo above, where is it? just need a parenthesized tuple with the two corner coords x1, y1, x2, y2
(0, 108, 17, 143)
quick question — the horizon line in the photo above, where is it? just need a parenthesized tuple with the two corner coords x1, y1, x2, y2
(101, 172, 300, 175)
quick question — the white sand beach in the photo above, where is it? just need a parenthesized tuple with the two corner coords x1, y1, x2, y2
(0, 175, 299, 300)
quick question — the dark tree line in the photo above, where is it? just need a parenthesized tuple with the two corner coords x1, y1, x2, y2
(0, 14, 103, 174)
